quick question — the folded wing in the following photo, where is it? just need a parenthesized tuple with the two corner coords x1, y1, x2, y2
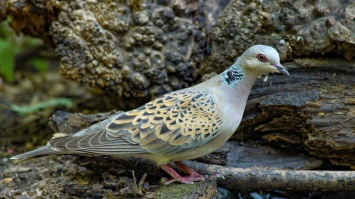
(49, 89, 223, 155)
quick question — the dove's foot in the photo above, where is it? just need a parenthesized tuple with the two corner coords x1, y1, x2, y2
(161, 161, 220, 185)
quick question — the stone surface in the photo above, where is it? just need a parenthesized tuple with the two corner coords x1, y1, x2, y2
(3, 0, 354, 98)
(2, 0, 222, 98)
(49, 0, 220, 98)
(202, 0, 355, 74)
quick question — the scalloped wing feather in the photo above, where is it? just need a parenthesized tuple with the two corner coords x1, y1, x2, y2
(48, 89, 223, 156)
(107, 89, 223, 154)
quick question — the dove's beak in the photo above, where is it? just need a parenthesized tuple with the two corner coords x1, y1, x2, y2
(272, 63, 290, 77)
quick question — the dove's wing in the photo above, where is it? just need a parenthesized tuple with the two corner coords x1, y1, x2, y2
(48, 89, 223, 155)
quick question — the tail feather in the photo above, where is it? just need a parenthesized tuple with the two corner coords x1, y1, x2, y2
(11, 146, 57, 160)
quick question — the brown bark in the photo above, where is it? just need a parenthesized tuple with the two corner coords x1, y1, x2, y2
(237, 58, 355, 169)
(184, 161, 355, 192)
(69, 155, 355, 192)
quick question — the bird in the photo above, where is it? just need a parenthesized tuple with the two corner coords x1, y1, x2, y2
(11, 45, 289, 184)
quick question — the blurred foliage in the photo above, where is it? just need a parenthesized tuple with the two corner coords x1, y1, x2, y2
(0, 16, 46, 82)
(11, 98, 73, 115)
(32, 58, 49, 73)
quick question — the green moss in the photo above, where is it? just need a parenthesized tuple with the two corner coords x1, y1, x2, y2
(150, 181, 218, 199)
(154, 183, 199, 199)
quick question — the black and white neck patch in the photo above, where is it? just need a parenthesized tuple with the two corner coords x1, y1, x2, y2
(223, 67, 244, 86)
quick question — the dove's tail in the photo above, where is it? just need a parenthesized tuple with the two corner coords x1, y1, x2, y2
(10, 146, 58, 160)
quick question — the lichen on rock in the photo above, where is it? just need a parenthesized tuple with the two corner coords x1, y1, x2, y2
(4, 0, 354, 98)
(202, 0, 355, 74)
(51, 0, 206, 98)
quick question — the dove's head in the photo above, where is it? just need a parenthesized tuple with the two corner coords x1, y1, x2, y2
(238, 45, 289, 77)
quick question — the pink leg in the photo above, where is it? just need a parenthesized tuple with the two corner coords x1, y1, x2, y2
(174, 161, 201, 176)
(161, 161, 220, 185)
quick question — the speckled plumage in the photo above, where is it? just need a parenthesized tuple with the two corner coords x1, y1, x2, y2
(48, 90, 222, 159)
(12, 45, 290, 184)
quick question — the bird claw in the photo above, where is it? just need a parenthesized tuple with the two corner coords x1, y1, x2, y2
(161, 162, 223, 185)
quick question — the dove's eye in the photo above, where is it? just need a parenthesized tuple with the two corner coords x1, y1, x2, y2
(257, 54, 267, 63)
